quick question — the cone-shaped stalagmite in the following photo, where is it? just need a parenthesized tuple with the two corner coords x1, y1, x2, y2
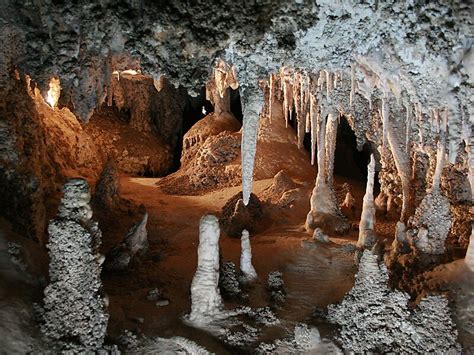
(306, 112, 349, 234)
(240, 229, 257, 282)
(357, 155, 377, 249)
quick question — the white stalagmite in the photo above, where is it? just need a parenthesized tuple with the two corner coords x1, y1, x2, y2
(357, 155, 377, 249)
(306, 112, 349, 234)
(240, 229, 257, 282)
(241, 88, 263, 205)
(189, 215, 223, 325)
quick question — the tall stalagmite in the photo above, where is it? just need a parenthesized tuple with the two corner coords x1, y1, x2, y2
(357, 155, 377, 249)
(189, 215, 224, 325)
(40, 179, 108, 350)
(306, 113, 349, 234)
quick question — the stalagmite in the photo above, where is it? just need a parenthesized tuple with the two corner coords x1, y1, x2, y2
(357, 155, 377, 249)
(306, 112, 349, 234)
(240, 229, 257, 282)
(410, 144, 451, 255)
(189, 215, 224, 325)
(95, 157, 121, 207)
(341, 190, 356, 218)
(41, 179, 108, 350)
(104, 213, 149, 271)
(241, 88, 264, 205)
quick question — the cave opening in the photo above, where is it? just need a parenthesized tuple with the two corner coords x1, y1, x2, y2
(334, 116, 373, 183)
(172, 87, 244, 172)
(291, 110, 376, 184)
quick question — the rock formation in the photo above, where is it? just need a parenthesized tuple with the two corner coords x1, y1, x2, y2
(327, 249, 460, 353)
(104, 213, 149, 271)
(408, 144, 452, 255)
(313, 228, 330, 243)
(220, 192, 265, 238)
(340, 189, 356, 219)
(267, 271, 286, 303)
(189, 215, 224, 326)
(205, 60, 239, 117)
(219, 261, 242, 299)
(240, 230, 257, 282)
(466, 227, 474, 272)
(257, 324, 341, 354)
(306, 113, 349, 235)
(357, 155, 377, 249)
(95, 157, 121, 207)
(40, 179, 108, 351)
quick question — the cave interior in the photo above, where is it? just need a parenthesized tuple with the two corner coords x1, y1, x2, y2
(0, 1, 473, 353)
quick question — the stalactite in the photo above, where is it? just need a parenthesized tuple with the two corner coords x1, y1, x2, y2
(432, 109, 448, 192)
(405, 104, 412, 154)
(357, 155, 377, 249)
(350, 65, 355, 107)
(306, 110, 349, 234)
(383, 99, 413, 221)
(241, 87, 264, 206)
(325, 112, 338, 186)
(269, 73, 275, 121)
(381, 98, 388, 146)
(310, 94, 317, 165)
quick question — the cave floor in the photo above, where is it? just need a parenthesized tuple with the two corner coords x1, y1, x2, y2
(99, 175, 396, 352)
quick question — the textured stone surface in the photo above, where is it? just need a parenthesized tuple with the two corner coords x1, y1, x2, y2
(104, 213, 148, 271)
(188, 215, 223, 326)
(40, 179, 108, 351)
(327, 250, 460, 353)
(220, 192, 265, 238)
(95, 157, 121, 207)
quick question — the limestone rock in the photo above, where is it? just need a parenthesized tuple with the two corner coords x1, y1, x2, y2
(40, 179, 108, 350)
(95, 157, 121, 207)
(220, 192, 265, 238)
(104, 213, 148, 271)
(313, 228, 330, 243)
(240, 229, 257, 282)
(267, 271, 286, 303)
(327, 250, 460, 353)
(189, 215, 223, 326)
